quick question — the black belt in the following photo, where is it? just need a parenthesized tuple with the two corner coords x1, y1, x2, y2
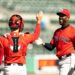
(58, 54, 71, 60)
(6, 63, 23, 66)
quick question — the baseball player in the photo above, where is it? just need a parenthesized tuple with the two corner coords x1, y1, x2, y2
(35, 9, 75, 75)
(0, 13, 42, 75)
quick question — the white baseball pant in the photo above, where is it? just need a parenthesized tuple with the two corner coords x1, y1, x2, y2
(58, 53, 75, 75)
(4, 64, 27, 75)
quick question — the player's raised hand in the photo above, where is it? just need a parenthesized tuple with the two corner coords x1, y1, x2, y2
(36, 12, 43, 23)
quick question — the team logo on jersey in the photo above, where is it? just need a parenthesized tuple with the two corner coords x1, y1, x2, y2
(54, 36, 70, 43)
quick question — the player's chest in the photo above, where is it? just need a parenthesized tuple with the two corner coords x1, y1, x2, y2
(54, 30, 71, 43)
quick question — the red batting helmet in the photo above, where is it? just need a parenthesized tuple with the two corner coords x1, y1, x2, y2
(9, 14, 24, 32)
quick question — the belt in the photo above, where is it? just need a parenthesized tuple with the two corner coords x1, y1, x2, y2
(6, 63, 23, 66)
(58, 54, 71, 60)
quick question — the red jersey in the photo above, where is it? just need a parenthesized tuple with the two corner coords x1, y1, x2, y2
(0, 23, 40, 64)
(50, 25, 75, 57)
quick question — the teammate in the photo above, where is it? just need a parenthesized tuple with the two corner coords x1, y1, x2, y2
(0, 13, 42, 75)
(35, 9, 75, 75)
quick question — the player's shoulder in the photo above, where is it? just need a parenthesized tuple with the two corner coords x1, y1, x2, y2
(24, 32, 33, 37)
(2, 33, 10, 38)
(24, 32, 32, 35)
(54, 28, 61, 33)
(0, 33, 10, 41)
(24, 32, 30, 34)
(69, 25, 75, 29)
(69, 25, 75, 33)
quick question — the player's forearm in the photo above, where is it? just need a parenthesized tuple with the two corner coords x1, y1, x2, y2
(32, 12, 42, 41)
(29, 23, 40, 43)
(33, 22, 40, 39)
(33, 12, 44, 40)
(43, 43, 54, 51)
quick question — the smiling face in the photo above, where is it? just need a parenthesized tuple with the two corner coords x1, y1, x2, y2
(58, 14, 69, 27)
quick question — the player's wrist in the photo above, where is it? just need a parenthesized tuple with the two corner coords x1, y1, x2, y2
(42, 42, 45, 45)
(37, 20, 41, 24)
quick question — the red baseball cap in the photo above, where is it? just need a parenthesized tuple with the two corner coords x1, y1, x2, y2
(57, 9, 70, 18)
